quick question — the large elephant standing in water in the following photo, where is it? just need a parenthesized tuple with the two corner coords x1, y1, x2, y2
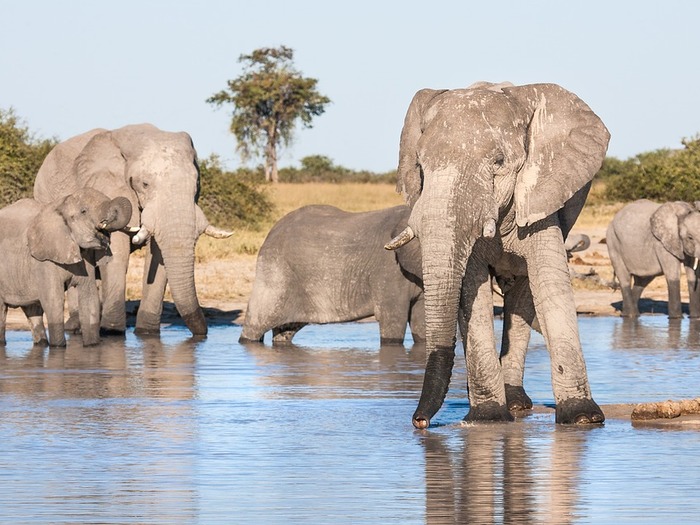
(34, 124, 230, 337)
(387, 82, 609, 428)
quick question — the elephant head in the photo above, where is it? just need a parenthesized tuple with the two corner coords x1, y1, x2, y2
(651, 201, 700, 268)
(28, 188, 132, 264)
(389, 82, 609, 427)
(69, 124, 225, 335)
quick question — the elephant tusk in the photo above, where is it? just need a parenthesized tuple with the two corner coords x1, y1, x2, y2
(384, 226, 415, 250)
(204, 225, 234, 239)
(694, 258, 699, 271)
(132, 226, 151, 245)
(99, 221, 109, 230)
(122, 226, 141, 233)
(482, 218, 497, 238)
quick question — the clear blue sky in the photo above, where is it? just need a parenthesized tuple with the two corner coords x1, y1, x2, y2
(3, 1, 700, 172)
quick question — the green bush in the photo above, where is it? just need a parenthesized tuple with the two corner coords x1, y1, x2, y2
(604, 136, 700, 202)
(198, 155, 274, 229)
(279, 155, 396, 184)
(0, 108, 56, 207)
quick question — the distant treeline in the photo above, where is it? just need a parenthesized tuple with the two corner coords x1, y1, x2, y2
(2, 108, 700, 227)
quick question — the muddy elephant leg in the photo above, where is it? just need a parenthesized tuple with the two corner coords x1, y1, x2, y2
(100, 231, 131, 334)
(526, 226, 604, 425)
(631, 275, 653, 315)
(39, 284, 67, 348)
(665, 277, 683, 319)
(64, 287, 81, 333)
(498, 276, 535, 411)
(76, 265, 101, 347)
(460, 262, 512, 422)
(135, 239, 167, 335)
(376, 297, 411, 345)
(0, 303, 6, 345)
(686, 266, 700, 318)
(272, 323, 306, 344)
(20, 303, 48, 345)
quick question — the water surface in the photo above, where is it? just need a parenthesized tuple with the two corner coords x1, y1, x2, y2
(1, 316, 699, 523)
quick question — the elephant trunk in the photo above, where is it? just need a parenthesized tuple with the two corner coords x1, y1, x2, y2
(411, 184, 475, 429)
(156, 199, 208, 336)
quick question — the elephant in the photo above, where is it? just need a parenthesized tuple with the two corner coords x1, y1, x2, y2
(564, 233, 591, 260)
(606, 199, 700, 318)
(385, 81, 609, 428)
(33, 124, 231, 337)
(239, 204, 424, 345)
(0, 188, 131, 346)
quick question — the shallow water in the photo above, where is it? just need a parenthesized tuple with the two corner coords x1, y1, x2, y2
(1, 316, 699, 523)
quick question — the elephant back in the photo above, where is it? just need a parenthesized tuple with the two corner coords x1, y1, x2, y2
(34, 128, 106, 204)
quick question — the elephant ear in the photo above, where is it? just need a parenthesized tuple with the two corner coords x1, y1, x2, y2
(27, 201, 82, 265)
(75, 132, 141, 229)
(396, 88, 447, 207)
(650, 201, 694, 260)
(504, 83, 611, 228)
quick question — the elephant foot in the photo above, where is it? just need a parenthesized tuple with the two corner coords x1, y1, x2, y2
(133, 326, 161, 338)
(100, 327, 127, 337)
(181, 310, 208, 337)
(380, 336, 405, 346)
(556, 397, 605, 425)
(272, 323, 305, 344)
(238, 333, 264, 344)
(464, 401, 514, 423)
(505, 384, 533, 411)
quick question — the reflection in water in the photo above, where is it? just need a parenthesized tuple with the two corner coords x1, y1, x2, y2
(0, 333, 200, 523)
(242, 340, 428, 398)
(421, 423, 592, 524)
(1, 321, 700, 523)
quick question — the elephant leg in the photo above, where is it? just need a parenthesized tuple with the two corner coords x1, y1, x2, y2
(526, 227, 603, 425)
(64, 287, 81, 333)
(20, 303, 48, 345)
(460, 262, 512, 422)
(76, 269, 101, 347)
(498, 276, 535, 411)
(666, 278, 683, 318)
(0, 303, 6, 345)
(376, 298, 410, 345)
(686, 266, 700, 318)
(135, 240, 167, 335)
(272, 323, 306, 344)
(631, 275, 653, 314)
(39, 285, 66, 348)
(99, 231, 131, 334)
(409, 295, 426, 343)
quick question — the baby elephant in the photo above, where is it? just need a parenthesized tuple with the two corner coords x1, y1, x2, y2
(607, 199, 700, 318)
(240, 205, 424, 345)
(0, 188, 132, 346)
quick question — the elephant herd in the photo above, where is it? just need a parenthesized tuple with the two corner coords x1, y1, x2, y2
(3, 81, 693, 429)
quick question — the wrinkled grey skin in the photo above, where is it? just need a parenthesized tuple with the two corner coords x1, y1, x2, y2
(240, 204, 425, 345)
(564, 233, 591, 259)
(34, 124, 229, 337)
(392, 81, 610, 428)
(0, 188, 131, 347)
(607, 199, 700, 318)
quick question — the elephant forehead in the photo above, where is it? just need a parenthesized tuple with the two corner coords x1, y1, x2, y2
(683, 212, 700, 231)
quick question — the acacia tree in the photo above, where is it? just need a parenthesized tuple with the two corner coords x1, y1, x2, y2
(207, 46, 330, 183)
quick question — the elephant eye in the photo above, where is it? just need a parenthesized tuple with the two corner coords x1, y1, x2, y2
(493, 154, 505, 167)
(142, 181, 150, 189)
(80, 208, 88, 215)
